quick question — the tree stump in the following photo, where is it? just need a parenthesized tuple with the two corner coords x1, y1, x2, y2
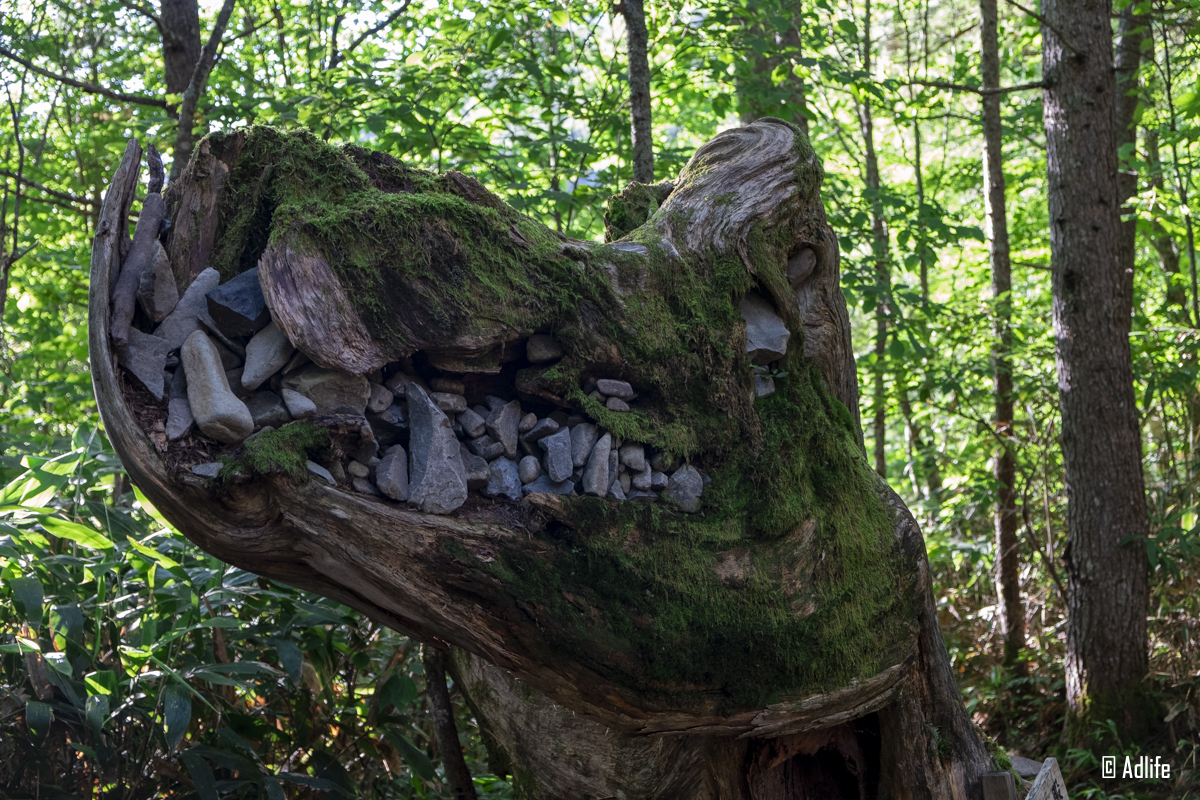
(89, 120, 996, 797)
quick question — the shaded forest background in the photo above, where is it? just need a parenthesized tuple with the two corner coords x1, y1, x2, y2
(0, 0, 1198, 797)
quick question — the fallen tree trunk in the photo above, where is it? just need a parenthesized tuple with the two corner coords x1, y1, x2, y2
(89, 120, 996, 797)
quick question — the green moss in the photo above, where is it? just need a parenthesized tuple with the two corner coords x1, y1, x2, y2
(222, 422, 332, 480)
(603, 180, 675, 242)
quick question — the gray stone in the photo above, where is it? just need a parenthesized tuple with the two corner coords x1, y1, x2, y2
(369, 403, 408, 445)
(225, 367, 248, 398)
(283, 350, 311, 374)
(347, 460, 370, 478)
(117, 327, 170, 400)
(650, 451, 678, 473)
(632, 464, 652, 490)
(607, 479, 626, 501)
(664, 465, 704, 512)
(245, 391, 292, 429)
(242, 322, 295, 391)
(608, 449, 619, 489)
(619, 443, 646, 471)
(328, 460, 347, 483)
(588, 389, 605, 402)
(282, 366, 370, 415)
(1009, 756, 1043, 778)
(181, 331, 254, 444)
(168, 365, 187, 399)
(166, 398, 194, 440)
(523, 417, 560, 443)
(384, 371, 427, 398)
(754, 373, 776, 398)
(431, 392, 467, 414)
(352, 477, 380, 496)
(211, 338, 243, 371)
(619, 473, 631, 494)
(650, 470, 668, 489)
(136, 241, 179, 323)
(281, 388, 317, 419)
(518, 412, 538, 434)
(522, 475, 574, 496)
(205, 267, 270, 336)
(485, 395, 508, 411)
(740, 291, 791, 364)
(472, 404, 490, 418)
(518, 455, 541, 484)
(485, 457, 523, 501)
(191, 462, 222, 478)
(596, 379, 635, 399)
(581, 433, 613, 496)
(405, 385, 467, 514)
(430, 377, 465, 394)
(306, 460, 335, 486)
(374, 446, 409, 500)
(526, 334, 564, 363)
(459, 408, 487, 438)
(469, 435, 506, 461)
(153, 268, 221, 351)
(627, 489, 658, 502)
(538, 427, 573, 483)
(485, 399, 521, 459)
(605, 396, 630, 412)
(786, 247, 817, 288)
(566, 415, 585, 428)
(367, 382, 393, 414)
(460, 444, 489, 491)
(581, 376, 598, 394)
(570, 423, 599, 468)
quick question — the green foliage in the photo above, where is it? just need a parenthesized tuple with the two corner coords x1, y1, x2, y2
(232, 422, 333, 479)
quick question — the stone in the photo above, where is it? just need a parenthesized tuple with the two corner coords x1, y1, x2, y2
(136, 241, 179, 323)
(786, 246, 817, 288)
(485, 399, 521, 459)
(430, 377, 465, 394)
(211, 339, 243, 371)
(605, 396, 630, 412)
(581, 433, 612, 497)
(306, 460, 335, 486)
(328, 461, 347, 483)
(367, 382, 393, 414)
(245, 391, 292, 429)
(565, 415, 585, 427)
(181, 331, 254, 444)
(431, 392, 467, 414)
(518, 455, 541, 484)
(754, 373, 776, 398)
(538, 427, 573, 483)
(607, 479, 627, 501)
(375, 445, 409, 501)
(368, 403, 408, 445)
(619, 473, 632, 494)
(485, 395, 508, 411)
(608, 449, 619, 489)
(281, 388, 317, 419)
(1009, 757, 1043, 778)
(383, 371, 426, 398)
(526, 334, 564, 363)
(205, 267, 270, 336)
(570, 423, 599, 468)
(619, 443, 646, 471)
(523, 417, 560, 443)
(352, 477, 380, 496)
(225, 367, 248, 398)
(117, 327, 170, 400)
(469, 435, 504, 460)
(168, 365, 187, 398)
(596, 379, 635, 399)
(153, 268, 221, 351)
(650, 470, 668, 489)
(347, 460, 370, 478)
(581, 376, 598, 394)
(664, 465, 704, 512)
(650, 451, 678, 473)
(241, 322, 295, 391)
(166, 398, 194, 440)
(191, 462, 222, 478)
(588, 390, 605, 402)
(522, 475, 574, 496)
(458, 407, 487, 438)
(471, 404, 490, 418)
(282, 350, 311, 375)
(485, 457, 523, 501)
(627, 489, 657, 502)
(282, 366, 370, 415)
(740, 291, 791, 364)
(518, 412, 538, 434)
(632, 465, 652, 490)
(460, 444, 489, 490)
(405, 385, 467, 514)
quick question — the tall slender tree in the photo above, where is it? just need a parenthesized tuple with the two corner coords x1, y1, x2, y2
(619, 0, 653, 183)
(738, 1, 810, 136)
(1041, 0, 1151, 740)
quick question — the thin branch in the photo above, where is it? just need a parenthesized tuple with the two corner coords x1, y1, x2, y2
(329, 0, 413, 69)
(117, 0, 178, 46)
(172, 0, 238, 177)
(0, 45, 172, 111)
(906, 78, 1046, 95)
(0, 168, 97, 208)
(1013, 260, 1053, 270)
(1000, 0, 1083, 57)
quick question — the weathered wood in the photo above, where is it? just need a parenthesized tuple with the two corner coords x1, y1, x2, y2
(981, 771, 1018, 800)
(1026, 758, 1067, 800)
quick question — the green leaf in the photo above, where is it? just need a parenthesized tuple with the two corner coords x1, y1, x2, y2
(276, 640, 303, 681)
(181, 751, 220, 800)
(128, 537, 178, 567)
(40, 516, 114, 550)
(9, 576, 44, 624)
(164, 685, 192, 751)
(25, 700, 53, 744)
(85, 670, 117, 696)
(551, 9, 569, 26)
(86, 694, 110, 734)
(377, 673, 418, 712)
(383, 728, 435, 780)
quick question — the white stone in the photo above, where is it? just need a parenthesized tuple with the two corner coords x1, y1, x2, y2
(241, 321, 295, 391)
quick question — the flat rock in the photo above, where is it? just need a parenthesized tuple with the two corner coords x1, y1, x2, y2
(485, 457, 523, 501)
(650, 470, 668, 489)
(581, 433, 613, 496)
(241, 321, 295, 391)
(366, 382, 393, 414)
(136, 241, 179, 323)
(740, 291, 791, 364)
(485, 395, 507, 411)
(431, 392, 467, 413)
(281, 388, 317, 419)
(306, 460, 335, 486)
(153, 268, 220, 351)
(245, 391, 292, 429)
(181, 331, 254, 444)
(518, 455, 541, 484)
(459, 445, 489, 490)
(117, 327, 170, 400)
(430, 377, 465, 394)
(166, 397, 194, 440)
(352, 477, 380, 496)
(538, 427, 573, 483)
(191, 462, 222, 478)
(347, 460, 370, 478)
(458, 407, 487, 438)
(627, 489, 657, 502)
(406, 385, 467, 514)
(526, 334, 564, 363)
(522, 475, 574, 496)
(523, 417, 559, 443)
(632, 464, 652, 490)
(1009, 756, 1043, 778)
(607, 479, 627, 501)
(664, 464, 704, 512)
(282, 366, 370, 415)
(205, 267, 270, 336)
(485, 399, 521, 459)
(754, 373, 776, 398)
(376, 445, 409, 501)
(605, 397, 630, 412)
(570, 423, 599, 468)
(596, 379, 635, 399)
(619, 443, 646, 471)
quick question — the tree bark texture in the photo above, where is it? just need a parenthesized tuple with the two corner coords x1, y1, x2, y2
(1040, 0, 1150, 737)
(159, 0, 202, 95)
(422, 647, 479, 800)
(621, 0, 654, 184)
(90, 120, 994, 796)
(171, 0, 237, 181)
(980, 0, 1024, 672)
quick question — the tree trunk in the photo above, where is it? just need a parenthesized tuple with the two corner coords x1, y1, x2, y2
(89, 120, 995, 796)
(980, 0, 1024, 673)
(621, 0, 654, 184)
(738, 2, 810, 137)
(1040, 0, 1151, 741)
(159, 0, 202, 95)
(423, 647, 478, 800)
